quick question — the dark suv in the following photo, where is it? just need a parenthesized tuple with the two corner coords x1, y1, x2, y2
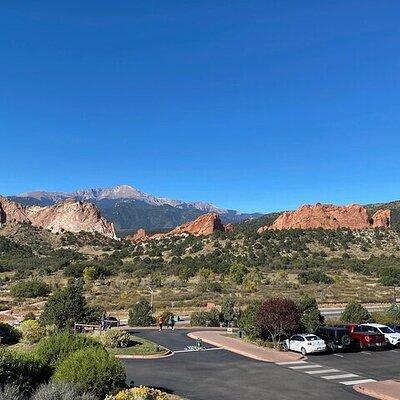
(315, 327, 352, 352)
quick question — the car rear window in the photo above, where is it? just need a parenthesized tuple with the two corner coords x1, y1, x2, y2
(305, 335, 319, 341)
(380, 326, 394, 333)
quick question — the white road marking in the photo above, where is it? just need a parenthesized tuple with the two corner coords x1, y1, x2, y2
(322, 373, 359, 380)
(333, 354, 344, 358)
(340, 379, 376, 386)
(174, 347, 222, 354)
(305, 369, 340, 375)
(390, 350, 398, 353)
(290, 364, 322, 370)
(276, 361, 307, 365)
(362, 352, 372, 355)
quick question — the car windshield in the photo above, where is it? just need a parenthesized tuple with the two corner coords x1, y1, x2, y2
(380, 326, 395, 333)
(305, 335, 319, 341)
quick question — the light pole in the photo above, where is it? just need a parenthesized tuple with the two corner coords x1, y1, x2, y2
(147, 285, 155, 309)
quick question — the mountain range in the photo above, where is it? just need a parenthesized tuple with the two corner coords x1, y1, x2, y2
(9, 185, 261, 234)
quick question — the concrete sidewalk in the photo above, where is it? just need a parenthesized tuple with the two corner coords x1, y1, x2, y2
(354, 380, 400, 400)
(188, 331, 303, 363)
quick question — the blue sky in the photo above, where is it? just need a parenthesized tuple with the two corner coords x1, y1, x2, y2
(1, 1, 400, 213)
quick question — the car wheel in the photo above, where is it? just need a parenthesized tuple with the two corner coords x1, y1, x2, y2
(327, 342, 337, 353)
(341, 334, 351, 347)
(283, 343, 289, 352)
(301, 347, 307, 356)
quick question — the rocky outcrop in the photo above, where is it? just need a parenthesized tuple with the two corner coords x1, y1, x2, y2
(27, 199, 116, 238)
(125, 228, 149, 242)
(372, 209, 391, 228)
(126, 213, 231, 242)
(0, 197, 116, 238)
(258, 203, 391, 232)
(0, 197, 30, 224)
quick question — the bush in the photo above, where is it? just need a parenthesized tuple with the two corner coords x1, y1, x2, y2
(297, 294, 324, 333)
(0, 385, 23, 400)
(39, 280, 101, 330)
(53, 347, 126, 398)
(101, 328, 131, 348)
(256, 298, 301, 347)
(239, 300, 262, 340)
(10, 279, 51, 299)
(128, 299, 154, 327)
(0, 348, 51, 396)
(190, 309, 220, 327)
(0, 322, 20, 345)
(341, 300, 372, 324)
(35, 331, 102, 368)
(105, 386, 168, 400)
(32, 381, 95, 400)
(17, 319, 46, 344)
(221, 298, 237, 327)
(379, 267, 400, 286)
(298, 270, 333, 285)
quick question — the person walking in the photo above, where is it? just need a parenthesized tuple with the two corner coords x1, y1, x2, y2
(168, 314, 175, 330)
(158, 315, 164, 331)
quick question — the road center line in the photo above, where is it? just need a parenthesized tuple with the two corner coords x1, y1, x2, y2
(362, 352, 372, 355)
(333, 354, 344, 358)
(276, 361, 307, 365)
(174, 347, 222, 354)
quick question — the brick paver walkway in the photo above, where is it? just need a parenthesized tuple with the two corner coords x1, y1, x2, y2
(188, 331, 303, 363)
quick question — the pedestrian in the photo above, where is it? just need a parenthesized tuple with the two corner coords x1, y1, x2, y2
(158, 315, 164, 331)
(168, 314, 175, 330)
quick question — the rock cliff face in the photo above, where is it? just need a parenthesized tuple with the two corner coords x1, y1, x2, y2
(125, 228, 149, 242)
(257, 203, 391, 233)
(0, 197, 116, 238)
(126, 213, 231, 242)
(0, 197, 30, 224)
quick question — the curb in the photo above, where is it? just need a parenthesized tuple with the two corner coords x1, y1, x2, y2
(353, 381, 400, 400)
(187, 332, 304, 363)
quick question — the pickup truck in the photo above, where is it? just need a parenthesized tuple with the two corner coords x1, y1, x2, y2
(340, 324, 386, 349)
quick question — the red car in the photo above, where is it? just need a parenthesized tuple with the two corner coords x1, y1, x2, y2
(340, 324, 386, 349)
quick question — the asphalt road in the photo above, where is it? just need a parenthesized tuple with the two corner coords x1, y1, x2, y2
(123, 330, 373, 400)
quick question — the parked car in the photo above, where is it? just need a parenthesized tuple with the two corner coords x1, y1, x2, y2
(340, 324, 386, 349)
(315, 326, 352, 352)
(283, 334, 326, 355)
(361, 323, 400, 347)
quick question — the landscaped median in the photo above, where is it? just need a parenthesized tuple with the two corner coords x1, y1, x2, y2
(187, 331, 303, 363)
(354, 380, 400, 400)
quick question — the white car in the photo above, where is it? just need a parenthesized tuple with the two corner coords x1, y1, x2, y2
(284, 334, 326, 355)
(361, 323, 400, 347)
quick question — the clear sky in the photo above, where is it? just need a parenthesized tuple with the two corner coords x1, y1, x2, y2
(1, 1, 400, 213)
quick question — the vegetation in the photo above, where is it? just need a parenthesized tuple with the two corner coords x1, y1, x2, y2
(340, 300, 373, 324)
(17, 319, 46, 344)
(31, 382, 95, 400)
(39, 280, 102, 330)
(10, 279, 51, 299)
(105, 386, 169, 400)
(190, 308, 220, 327)
(53, 347, 126, 398)
(128, 299, 154, 327)
(101, 328, 131, 348)
(0, 322, 20, 344)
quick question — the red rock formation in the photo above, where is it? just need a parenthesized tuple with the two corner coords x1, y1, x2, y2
(0, 197, 116, 238)
(257, 203, 391, 232)
(125, 228, 148, 242)
(372, 209, 391, 228)
(0, 197, 30, 224)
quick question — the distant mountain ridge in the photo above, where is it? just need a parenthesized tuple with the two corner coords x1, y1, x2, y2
(10, 184, 261, 234)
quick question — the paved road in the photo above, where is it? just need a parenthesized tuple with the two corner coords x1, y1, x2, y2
(123, 330, 371, 400)
(320, 305, 387, 318)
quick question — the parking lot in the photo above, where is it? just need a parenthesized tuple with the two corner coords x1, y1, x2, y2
(121, 329, 399, 400)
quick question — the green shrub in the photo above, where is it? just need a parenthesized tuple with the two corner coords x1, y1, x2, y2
(101, 328, 131, 348)
(53, 348, 126, 398)
(39, 280, 101, 330)
(35, 331, 102, 368)
(17, 319, 46, 344)
(0, 384, 23, 400)
(128, 299, 154, 327)
(0, 348, 51, 396)
(239, 300, 262, 340)
(10, 280, 51, 299)
(341, 300, 372, 324)
(190, 309, 220, 327)
(32, 381, 95, 400)
(379, 267, 400, 286)
(0, 322, 20, 344)
(298, 270, 333, 285)
(297, 294, 324, 333)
